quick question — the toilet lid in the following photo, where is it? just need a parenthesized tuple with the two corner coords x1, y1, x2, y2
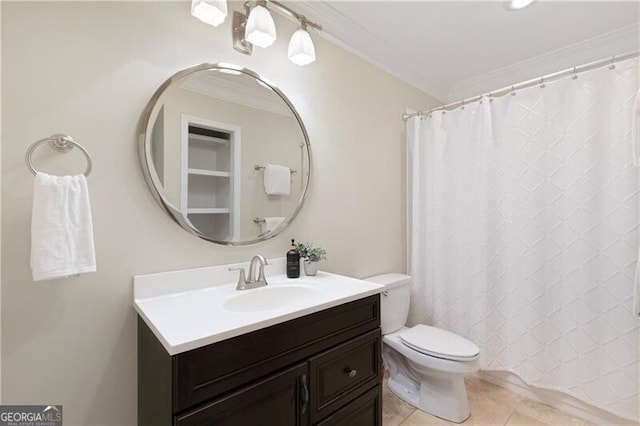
(399, 325, 480, 361)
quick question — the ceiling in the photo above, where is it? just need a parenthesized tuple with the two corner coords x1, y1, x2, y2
(292, 1, 640, 102)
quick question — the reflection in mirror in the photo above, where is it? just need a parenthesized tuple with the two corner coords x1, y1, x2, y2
(139, 64, 310, 245)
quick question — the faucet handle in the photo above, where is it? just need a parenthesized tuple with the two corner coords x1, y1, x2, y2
(228, 267, 248, 289)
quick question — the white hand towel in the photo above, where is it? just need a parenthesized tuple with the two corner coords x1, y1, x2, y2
(30, 172, 96, 281)
(264, 164, 291, 195)
(262, 217, 285, 233)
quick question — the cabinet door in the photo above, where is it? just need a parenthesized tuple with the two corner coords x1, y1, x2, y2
(315, 385, 381, 426)
(175, 363, 309, 426)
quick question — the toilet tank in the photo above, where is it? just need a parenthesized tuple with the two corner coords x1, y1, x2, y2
(364, 273, 412, 335)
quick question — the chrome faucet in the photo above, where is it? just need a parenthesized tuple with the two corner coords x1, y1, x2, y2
(229, 255, 269, 290)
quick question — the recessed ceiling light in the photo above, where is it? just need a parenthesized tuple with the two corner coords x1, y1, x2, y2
(504, 0, 536, 11)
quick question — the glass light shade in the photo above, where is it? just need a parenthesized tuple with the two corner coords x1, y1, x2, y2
(288, 28, 316, 66)
(191, 0, 228, 26)
(245, 5, 277, 48)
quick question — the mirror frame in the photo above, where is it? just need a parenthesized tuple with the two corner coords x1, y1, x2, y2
(137, 63, 312, 246)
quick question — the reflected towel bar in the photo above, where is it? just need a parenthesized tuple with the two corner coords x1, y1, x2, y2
(254, 164, 297, 173)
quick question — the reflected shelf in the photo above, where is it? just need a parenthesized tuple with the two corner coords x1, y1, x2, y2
(188, 168, 231, 177)
(188, 133, 229, 145)
(187, 208, 230, 214)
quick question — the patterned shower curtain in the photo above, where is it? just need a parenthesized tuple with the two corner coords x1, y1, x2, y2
(407, 57, 639, 421)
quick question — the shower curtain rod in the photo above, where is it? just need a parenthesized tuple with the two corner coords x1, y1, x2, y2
(403, 50, 640, 121)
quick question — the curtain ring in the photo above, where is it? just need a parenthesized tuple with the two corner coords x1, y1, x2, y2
(461, 99, 465, 110)
(539, 77, 545, 88)
(572, 66, 578, 80)
(510, 86, 516, 96)
(609, 55, 616, 70)
(488, 92, 494, 102)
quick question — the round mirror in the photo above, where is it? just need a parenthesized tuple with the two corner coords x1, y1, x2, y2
(138, 64, 311, 245)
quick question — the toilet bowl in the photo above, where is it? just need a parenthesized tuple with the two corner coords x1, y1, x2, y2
(364, 273, 480, 423)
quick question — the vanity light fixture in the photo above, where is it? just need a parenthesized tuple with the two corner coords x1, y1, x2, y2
(245, 0, 277, 48)
(191, 0, 228, 27)
(288, 21, 316, 66)
(231, 0, 322, 66)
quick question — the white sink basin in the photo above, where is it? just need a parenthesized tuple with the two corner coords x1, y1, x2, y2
(223, 283, 320, 312)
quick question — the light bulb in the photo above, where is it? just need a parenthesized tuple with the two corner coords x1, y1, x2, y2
(191, 0, 228, 27)
(245, 4, 277, 48)
(288, 26, 316, 66)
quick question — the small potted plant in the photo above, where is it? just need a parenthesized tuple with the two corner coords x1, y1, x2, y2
(296, 242, 327, 276)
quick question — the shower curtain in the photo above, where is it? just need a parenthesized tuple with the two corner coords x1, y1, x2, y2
(408, 57, 639, 421)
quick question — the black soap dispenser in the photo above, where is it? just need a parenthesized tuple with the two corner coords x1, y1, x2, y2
(287, 239, 300, 278)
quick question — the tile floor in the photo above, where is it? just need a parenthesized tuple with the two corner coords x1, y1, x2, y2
(382, 375, 599, 425)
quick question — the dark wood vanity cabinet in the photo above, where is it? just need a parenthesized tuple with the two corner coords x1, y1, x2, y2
(138, 294, 382, 426)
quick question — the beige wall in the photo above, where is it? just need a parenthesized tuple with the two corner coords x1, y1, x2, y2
(1, 1, 438, 425)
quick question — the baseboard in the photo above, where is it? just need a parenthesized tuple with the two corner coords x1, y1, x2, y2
(475, 370, 636, 425)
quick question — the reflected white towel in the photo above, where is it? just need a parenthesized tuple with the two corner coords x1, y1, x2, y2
(30, 173, 96, 281)
(263, 164, 291, 195)
(262, 217, 285, 233)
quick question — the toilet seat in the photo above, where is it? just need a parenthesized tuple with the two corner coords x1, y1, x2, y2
(399, 325, 480, 361)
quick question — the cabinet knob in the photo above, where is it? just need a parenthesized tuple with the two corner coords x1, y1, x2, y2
(344, 368, 357, 378)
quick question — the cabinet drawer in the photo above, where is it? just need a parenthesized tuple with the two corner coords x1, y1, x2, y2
(173, 295, 380, 413)
(315, 385, 381, 426)
(309, 329, 381, 422)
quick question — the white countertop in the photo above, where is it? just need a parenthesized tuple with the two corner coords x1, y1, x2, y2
(133, 261, 383, 355)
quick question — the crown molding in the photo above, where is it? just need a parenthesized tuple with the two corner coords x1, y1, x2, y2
(290, 0, 448, 101)
(446, 24, 640, 102)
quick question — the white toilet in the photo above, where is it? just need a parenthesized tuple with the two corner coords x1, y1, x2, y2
(365, 273, 480, 423)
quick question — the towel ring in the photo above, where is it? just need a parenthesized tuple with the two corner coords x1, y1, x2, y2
(25, 134, 92, 177)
